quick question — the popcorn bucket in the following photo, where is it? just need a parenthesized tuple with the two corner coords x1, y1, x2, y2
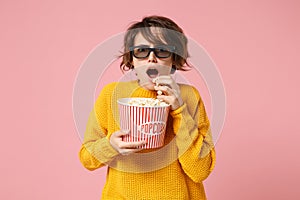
(118, 98, 170, 149)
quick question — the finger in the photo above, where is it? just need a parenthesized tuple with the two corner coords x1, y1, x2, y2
(113, 130, 130, 137)
(156, 95, 172, 103)
(154, 78, 180, 92)
(153, 75, 172, 82)
(157, 95, 183, 110)
(154, 86, 175, 96)
(119, 140, 146, 149)
(157, 95, 175, 105)
(155, 85, 172, 91)
(153, 76, 173, 85)
(154, 85, 172, 92)
(120, 148, 144, 155)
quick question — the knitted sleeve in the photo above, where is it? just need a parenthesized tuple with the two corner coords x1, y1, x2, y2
(79, 83, 119, 171)
(170, 86, 216, 183)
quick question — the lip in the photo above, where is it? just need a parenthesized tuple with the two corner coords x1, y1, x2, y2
(146, 67, 159, 79)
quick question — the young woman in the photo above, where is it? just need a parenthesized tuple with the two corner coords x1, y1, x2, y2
(79, 15, 216, 199)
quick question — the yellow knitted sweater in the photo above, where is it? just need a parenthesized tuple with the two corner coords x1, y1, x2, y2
(79, 81, 216, 200)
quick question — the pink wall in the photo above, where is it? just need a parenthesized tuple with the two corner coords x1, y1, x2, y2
(1, 0, 300, 199)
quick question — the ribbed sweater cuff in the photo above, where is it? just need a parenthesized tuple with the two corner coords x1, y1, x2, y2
(170, 104, 185, 133)
(91, 137, 119, 163)
(170, 103, 186, 116)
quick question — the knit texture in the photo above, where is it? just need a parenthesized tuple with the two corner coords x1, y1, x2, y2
(79, 81, 216, 200)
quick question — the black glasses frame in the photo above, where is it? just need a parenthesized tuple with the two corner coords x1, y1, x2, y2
(129, 45, 176, 59)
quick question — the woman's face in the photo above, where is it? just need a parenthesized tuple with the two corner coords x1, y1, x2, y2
(131, 32, 173, 90)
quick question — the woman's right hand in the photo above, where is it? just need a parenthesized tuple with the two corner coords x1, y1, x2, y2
(109, 130, 146, 155)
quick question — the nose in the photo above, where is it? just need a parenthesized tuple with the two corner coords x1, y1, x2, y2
(148, 51, 157, 63)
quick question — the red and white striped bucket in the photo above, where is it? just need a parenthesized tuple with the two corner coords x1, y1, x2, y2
(118, 98, 170, 149)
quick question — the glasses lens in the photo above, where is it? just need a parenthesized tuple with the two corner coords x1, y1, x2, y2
(131, 46, 175, 58)
(154, 47, 172, 58)
(133, 47, 150, 58)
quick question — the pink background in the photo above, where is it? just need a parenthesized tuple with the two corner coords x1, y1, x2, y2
(1, 0, 300, 199)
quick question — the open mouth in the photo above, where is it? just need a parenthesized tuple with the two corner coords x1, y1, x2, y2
(146, 68, 159, 78)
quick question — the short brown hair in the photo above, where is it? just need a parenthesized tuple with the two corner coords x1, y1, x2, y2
(120, 15, 190, 71)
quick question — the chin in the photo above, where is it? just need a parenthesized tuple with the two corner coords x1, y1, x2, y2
(146, 85, 155, 90)
(140, 82, 155, 90)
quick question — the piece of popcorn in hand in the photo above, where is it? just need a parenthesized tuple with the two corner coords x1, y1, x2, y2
(153, 78, 163, 96)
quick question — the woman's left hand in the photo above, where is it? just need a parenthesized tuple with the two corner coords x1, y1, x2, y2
(153, 75, 183, 110)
